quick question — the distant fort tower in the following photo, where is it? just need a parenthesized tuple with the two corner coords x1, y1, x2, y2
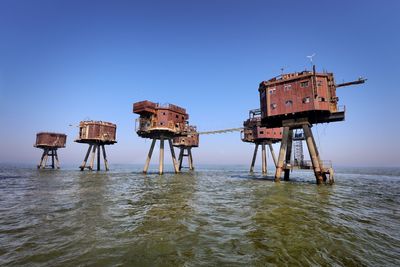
(241, 109, 282, 174)
(173, 125, 199, 171)
(133, 100, 198, 174)
(258, 65, 365, 183)
(34, 132, 67, 169)
(75, 121, 117, 171)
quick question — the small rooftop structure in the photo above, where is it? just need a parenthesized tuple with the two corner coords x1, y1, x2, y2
(34, 132, 67, 169)
(75, 121, 117, 171)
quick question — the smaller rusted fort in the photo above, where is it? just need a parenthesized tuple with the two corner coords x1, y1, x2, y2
(173, 125, 199, 171)
(241, 109, 282, 174)
(75, 121, 117, 171)
(258, 66, 365, 184)
(34, 132, 67, 169)
(133, 100, 195, 174)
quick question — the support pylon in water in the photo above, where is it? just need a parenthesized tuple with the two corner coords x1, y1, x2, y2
(37, 148, 61, 169)
(79, 143, 110, 171)
(143, 137, 180, 175)
(75, 121, 117, 171)
(241, 109, 282, 175)
(34, 132, 67, 169)
(274, 123, 333, 184)
(248, 142, 278, 174)
(177, 147, 194, 171)
(133, 100, 197, 175)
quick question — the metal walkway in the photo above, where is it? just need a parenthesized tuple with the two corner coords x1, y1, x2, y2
(195, 128, 243, 135)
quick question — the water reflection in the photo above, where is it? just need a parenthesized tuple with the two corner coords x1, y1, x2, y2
(121, 172, 197, 266)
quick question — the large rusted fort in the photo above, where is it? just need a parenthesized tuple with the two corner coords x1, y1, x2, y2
(75, 121, 117, 171)
(34, 132, 67, 169)
(259, 66, 365, 127)
(258, 66, 365, 183)
(133, 100, 199, 174)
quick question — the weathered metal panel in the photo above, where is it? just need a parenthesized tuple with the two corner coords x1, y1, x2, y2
(173, 134, 199, 147)
(35, 132, 67, 148)
(76, 121, 117, 143)
(259, 72, 337, 117)
(256, 127, 282, 140)
(173, 124, 199, 147)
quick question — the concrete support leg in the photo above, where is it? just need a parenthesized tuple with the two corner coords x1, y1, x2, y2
(80, 144, 93, 171)
(275, 126, 290, 182)
(168, 139, 180, 173)
(284, 130, 293, 181)
(268, 143, 277, 167)
(143, 139, 156, 173)
(262, 143, 267, 175)
(89, 145, 97, 171)
(302, 124, 324, 184)
(159, 137, 164, 175)
(250, 144, 259, 173)
(54, 149, 60, 169)
(51, 149, 55, 169)
(42, 148, 49, 169)
(188, 148, 194, 170)
(328, 168, 334, 184)
(310, 129, 328, 182)
(38, 149, 46, 169)
(97, 144, 101, 171)
(102, 145, 109, 171)
(178, 148, 184, 171)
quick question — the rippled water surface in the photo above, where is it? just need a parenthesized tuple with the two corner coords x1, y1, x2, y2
(0, 164, 399, 266)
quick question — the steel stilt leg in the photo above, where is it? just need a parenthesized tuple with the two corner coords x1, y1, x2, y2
(143, 139, 156, 173)
(80, 144, 93, 171)
(275, 126, 290, 182)
(159, 137, 164, 175)
(250, 144, 259, 173)
(262, 143, 267, 175)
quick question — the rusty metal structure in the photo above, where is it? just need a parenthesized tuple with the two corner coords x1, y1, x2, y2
(258, 65, 365, 184)
(134, 100, 195, 174)
(173, 125, 199, 171)
(34, 132, 67, 169)
(279, 129, 335, 178)
(241, 109, 282, 174)
(75, 121, 117, 171)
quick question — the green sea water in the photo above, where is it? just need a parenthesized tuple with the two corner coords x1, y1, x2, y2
(0, 164, 399, 266)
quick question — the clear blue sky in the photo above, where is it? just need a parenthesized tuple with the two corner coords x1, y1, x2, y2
(0, 0, 399, 167)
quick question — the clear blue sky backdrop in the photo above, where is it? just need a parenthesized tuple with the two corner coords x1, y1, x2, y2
(0, 0, 399, 167)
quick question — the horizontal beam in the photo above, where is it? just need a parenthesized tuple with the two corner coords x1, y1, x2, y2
(194, 128, 243, 135)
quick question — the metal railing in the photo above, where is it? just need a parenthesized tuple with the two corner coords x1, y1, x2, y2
(290, 160, 332, 169)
